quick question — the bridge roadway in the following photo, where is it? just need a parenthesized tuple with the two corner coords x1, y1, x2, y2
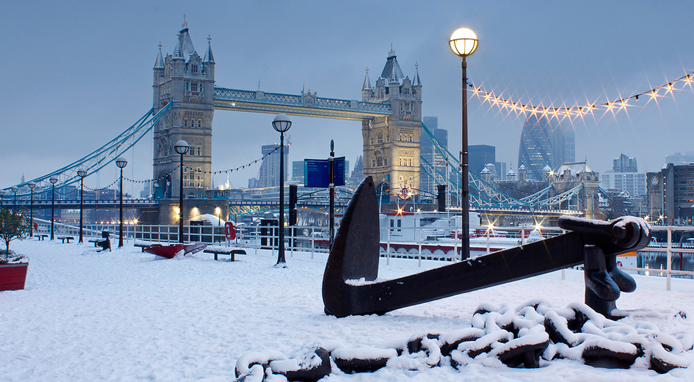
(213, 87, 392, 120)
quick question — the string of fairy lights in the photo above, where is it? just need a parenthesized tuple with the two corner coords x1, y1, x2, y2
(60, 144, 282, 193)
(468, 70, 694, 119)
(123, 145, 280, 184)
(16, 144, 280, 196)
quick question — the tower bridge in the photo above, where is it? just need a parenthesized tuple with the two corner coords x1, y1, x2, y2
(152, 25, 422, 210)
(3, 22, 603, 228)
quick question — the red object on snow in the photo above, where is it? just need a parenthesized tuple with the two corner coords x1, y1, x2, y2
(224, 221, 236, 241)
(144, 243, 207, 259)
(0, 263, 28, 291)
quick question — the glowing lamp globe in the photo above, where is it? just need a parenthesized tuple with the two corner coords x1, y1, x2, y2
(449, 27, 478, 57)
(272, 114, 292, 133)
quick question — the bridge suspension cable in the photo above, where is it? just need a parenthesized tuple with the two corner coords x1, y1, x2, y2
(7, 102, 172, 195)
(420, 122, 588, 211)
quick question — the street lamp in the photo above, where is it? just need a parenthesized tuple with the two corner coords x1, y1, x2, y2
(449, 27, 478, 260)
(116, 157, 128, 248)
(49, 176, 59, 240)
(11, 186, 18, 211)
(28, 182, 36, 237)
(174, 140, 189, 243)
(77, 168, 88, 243)
(272, 114, 291, 266)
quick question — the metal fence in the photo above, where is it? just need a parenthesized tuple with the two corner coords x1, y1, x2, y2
(629, 226, 694, 290)
(31, 218, 693, 289)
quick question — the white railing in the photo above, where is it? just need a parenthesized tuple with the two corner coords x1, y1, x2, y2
(30, 218, 694, 290)
(627, 226, 694, 291)
(377, 225, 565, 265)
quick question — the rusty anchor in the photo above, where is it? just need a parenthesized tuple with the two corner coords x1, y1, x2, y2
(322, 177, 650, 318)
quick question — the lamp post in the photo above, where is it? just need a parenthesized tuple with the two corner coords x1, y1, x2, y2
(49, 176, 58, 240)
(115, 158, 128, 248)
(174, 140, 189, 243)
(272, 114, 292, 266)
(28, 182, 36, 237)
(77, 168, 88, 243)
(11, 186, 18, 211)
(449, 27, 478, 260)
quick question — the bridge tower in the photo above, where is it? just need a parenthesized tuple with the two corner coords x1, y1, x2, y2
(550, 162, 601, 219)
(152, 24, 215, 199)
(361, 48, 422, 197)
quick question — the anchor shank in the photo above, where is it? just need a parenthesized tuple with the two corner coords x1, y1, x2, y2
(343, 232, 587, 316)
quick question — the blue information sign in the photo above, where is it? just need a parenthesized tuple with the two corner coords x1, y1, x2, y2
(305, 157, 345, 187)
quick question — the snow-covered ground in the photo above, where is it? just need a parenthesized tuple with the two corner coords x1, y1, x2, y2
(1, 238, 693, 381)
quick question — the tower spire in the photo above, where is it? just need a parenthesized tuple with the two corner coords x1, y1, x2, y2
(204, 35, 215, 63)
(154, 42, 164, 68)
(362, 67, 372, 90)
(414, 63, 422, 86)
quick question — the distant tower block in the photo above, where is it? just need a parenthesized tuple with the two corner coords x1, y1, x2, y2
(361, 49, 423, 196)
(152, 25, 215, 199)
(518, 114, 575, 180)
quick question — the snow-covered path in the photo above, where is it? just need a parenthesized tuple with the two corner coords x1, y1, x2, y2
(1, 239, 693, 381)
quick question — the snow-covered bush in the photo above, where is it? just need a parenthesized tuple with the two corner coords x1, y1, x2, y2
(0, 208, 30, 263)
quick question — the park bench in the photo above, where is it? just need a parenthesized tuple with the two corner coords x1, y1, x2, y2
(58, 236, 75, 244)
(88, 231, 111, 252)
(37, 234, 48, 241)
(204, 246, 247, 262)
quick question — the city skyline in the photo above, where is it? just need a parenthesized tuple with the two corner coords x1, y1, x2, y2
(2, 1, 694, 193)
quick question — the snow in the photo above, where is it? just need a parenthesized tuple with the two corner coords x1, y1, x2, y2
(1, 238, 694, 381)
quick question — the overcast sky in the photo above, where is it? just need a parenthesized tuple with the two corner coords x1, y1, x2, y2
(2, 0, 693, 193)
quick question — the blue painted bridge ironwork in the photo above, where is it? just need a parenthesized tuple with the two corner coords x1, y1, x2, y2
(13, 199, 159, 210)
(214, 87, 392, 120)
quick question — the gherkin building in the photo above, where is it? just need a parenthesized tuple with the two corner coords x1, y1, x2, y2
(517, 115, 575, 180)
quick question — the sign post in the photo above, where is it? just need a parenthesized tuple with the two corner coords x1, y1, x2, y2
(329, 140, 335, 250)
(305, 146, 345, 251)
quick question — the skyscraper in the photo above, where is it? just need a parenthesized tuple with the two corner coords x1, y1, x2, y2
(601, 153, 646, 198)
(420, 116, 448, 195)
(517, 115, 575, 180)
(469, 145, 495, 176)
(613, 153, 638, 172)
(257, 143, 289, 188)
